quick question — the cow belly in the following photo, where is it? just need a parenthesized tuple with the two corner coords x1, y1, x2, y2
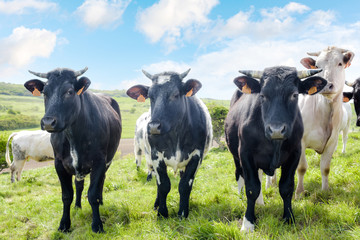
(155, 149, 201, 172)
(303, 129, 329, 153)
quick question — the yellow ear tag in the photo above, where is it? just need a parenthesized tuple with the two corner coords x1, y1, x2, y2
(242, 84, 251, 94)
(310, 65, 317, 69)
(186, 88, 193, 97)
(137, 94, 146, 102)
(77, 86, 85, 95)
(32, 88, 41, 96)
(343, 97, 350, 103)
(308, 86, 317, 95)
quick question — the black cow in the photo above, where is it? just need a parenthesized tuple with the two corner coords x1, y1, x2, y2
(224, 66, 327, 232)
(127, 69, 212, 218)
(344, 78, 360, 126)
(24, 67, 122, 233)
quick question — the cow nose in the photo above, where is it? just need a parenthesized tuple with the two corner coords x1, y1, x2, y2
(148, 121, 161, 135)
(41, 117, 57, 131)
(266, 124, 287, 140)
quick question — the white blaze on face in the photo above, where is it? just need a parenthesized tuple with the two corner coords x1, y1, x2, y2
(157, 75, 171, 84)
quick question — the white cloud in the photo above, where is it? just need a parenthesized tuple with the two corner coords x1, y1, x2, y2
(136, 0, 360, 99)
(0, 26, 57, 67)
(136, 0, 219, 51)
(0, 0, 57, 14)
(76, 0, 131, 29)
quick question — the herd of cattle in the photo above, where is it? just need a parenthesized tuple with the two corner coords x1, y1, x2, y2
(4, 46, 360, 233)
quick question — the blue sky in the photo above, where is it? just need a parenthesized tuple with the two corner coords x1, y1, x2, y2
(0, 0, 359, 99)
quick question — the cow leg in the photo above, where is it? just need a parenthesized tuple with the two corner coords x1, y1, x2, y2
(240, 154, 261, 232)
(279, 150, 300, 224)
(135, 142, 142, 170)
(320, 137, 338, 191)
(178, 155, 201, 218)
(296, 141, 307, 198)
(266, 172, 277, 189)
(74, 179, 84, 208)
(256, 169, 265, 206)
(232, 156, 244, 194)
(55, 159, 74, 232)
(342, 127, 349, 154)
(88, 160, 106, 233)
(154, 160, 170, 218)
(12, 159, 26, 182)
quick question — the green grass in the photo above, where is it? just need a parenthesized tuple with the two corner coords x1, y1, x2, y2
(0, 132, 360, 239)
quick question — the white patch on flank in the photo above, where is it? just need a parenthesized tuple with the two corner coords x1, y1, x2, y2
(237, 176, 244, 195)
(189, 178, 193, 186)
(241, 216, 255, 232)
(157, 75, 171, 84)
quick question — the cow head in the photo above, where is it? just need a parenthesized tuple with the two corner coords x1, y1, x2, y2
(300, 46, 354, 100)
(24, 67, 90, 132)
(127, 69, 201, 135)
(344, 78, 360, 126)
(234, 67, 327, 141)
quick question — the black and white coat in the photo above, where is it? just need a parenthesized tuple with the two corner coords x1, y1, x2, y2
(127, 69, 212, 218)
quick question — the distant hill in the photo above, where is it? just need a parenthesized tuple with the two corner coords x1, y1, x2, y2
(0, 82, 127, 98)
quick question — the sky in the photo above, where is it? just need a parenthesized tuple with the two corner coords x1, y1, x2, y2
(0, 0, 360, 100)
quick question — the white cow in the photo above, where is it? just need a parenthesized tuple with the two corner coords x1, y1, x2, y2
(5, 130, 54, 182)
(296, 46, 354, 197)
(134, 111, 154, 181)
(340, 102, 352, 153)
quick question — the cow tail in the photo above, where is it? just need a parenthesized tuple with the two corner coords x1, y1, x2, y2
(5, 133, 17, 167)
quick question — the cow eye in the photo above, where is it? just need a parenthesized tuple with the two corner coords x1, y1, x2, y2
(259, 94, 265, 102)
(338, 63, 342, 66)
(292, 93, 298, 99)
(66, 89, 74, 96)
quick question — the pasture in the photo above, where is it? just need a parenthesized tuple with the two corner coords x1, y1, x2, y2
(0, 132, 360, 239)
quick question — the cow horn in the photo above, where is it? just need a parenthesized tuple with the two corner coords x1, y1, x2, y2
(307, 51, 321, 57)
(74, 67, 88, 77)
(142, 70, 153, 80)
(28, 70, 48, 78)
(180, 68, 191, 79)
(345, 80, 354, 87)
(297, 69, 323, 79)
(238, 70, 263, 79)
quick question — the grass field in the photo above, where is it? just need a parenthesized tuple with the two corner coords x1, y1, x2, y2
(0, 131, 359, 239)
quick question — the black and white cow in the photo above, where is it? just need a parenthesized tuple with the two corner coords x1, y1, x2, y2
(134, 110, 154, 181)
(127, 69, 212, 218)
(225, 66, 327, 232)
(344, 77, 360, 126)
(5, 130, 54, 182)
(24, 67, 122, 233)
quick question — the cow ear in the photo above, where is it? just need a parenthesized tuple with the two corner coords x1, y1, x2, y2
(343, 51, 355, 68)
(343, 92, 353, 102)
(24, 79, 45, 96)
(75, 77, 91, 95)
(299, 76, 327, 95)
(233, 76, 260, 94)
(300, 57, 317, 69)
(127, 85, 149, 102)
(183, 79, 202, 97)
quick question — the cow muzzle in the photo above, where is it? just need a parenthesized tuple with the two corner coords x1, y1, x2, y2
(265, 124, 287, 140)
(41, 116, 57, 132)
(148, 121, 161, 135)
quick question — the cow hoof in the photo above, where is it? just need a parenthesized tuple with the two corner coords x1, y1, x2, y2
(91, 222, 104, 233)
(58, 223, 71, 233)
(157, 208, 169, 218)
(240, 216, 255, 232)
(178, 210, 189, 219)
